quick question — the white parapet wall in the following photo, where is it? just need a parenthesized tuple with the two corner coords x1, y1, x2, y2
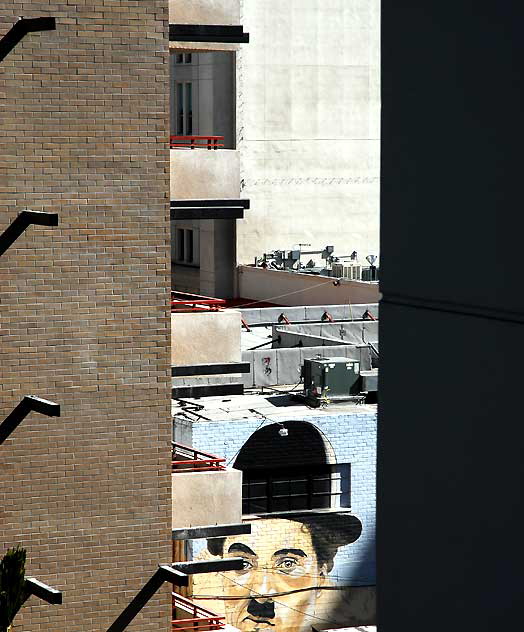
(172, 468, 243, 529)
(237, 266, 380, 307)
(171, 310, 241, 365)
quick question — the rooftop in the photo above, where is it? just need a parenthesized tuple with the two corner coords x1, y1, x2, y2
(172, 390, 377, 423)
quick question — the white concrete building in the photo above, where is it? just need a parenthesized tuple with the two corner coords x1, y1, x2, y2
(170, 0, 380, 299)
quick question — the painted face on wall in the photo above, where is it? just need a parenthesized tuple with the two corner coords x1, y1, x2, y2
(218, 518, 329, 632)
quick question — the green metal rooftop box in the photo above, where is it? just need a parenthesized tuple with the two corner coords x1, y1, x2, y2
(303, 357, 361, 402)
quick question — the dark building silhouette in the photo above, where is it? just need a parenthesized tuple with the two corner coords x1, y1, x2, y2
(379, 2, 524, 630)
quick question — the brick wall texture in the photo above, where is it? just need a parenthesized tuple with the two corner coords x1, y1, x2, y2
(0, 2, 171, 631)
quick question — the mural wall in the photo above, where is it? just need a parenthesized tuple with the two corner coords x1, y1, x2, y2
(183, 411, 377, 631)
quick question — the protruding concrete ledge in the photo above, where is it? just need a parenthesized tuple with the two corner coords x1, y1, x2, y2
(172, 523, 251, 540)
(170, 24, 249, 43)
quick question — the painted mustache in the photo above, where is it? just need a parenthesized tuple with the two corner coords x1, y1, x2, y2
(247, 598, 275, 620)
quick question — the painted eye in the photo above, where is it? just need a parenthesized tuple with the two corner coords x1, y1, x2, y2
(240, 559, 253, 571)
(277, 557, 298, 570)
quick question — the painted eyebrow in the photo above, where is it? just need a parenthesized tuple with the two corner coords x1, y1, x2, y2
(227, 543, 256, 556)
(273, 548, 307, 558)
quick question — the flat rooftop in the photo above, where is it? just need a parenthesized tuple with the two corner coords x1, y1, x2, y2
(172, 390, 377, 422)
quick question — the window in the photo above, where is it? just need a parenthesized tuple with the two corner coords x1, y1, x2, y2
(174, 228, 199, 266)
(241, 465, 344, 514)
(174, 53, 192, 64)
(175, 82, 193, 136)
(234, 421, 349, 516)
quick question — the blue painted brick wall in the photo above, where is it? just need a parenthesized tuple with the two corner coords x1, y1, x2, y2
(190, 410, 377, 585)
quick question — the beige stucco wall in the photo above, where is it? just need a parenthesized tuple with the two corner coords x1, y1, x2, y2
(237, 265, 380, 306)
(169, 0, 240, 26)
(236, 0, 381, 264)
(172, 468, 243, 528)
(171, 310, 241, 365)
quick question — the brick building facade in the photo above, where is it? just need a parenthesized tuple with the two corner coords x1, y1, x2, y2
(0, 2, 171, 630)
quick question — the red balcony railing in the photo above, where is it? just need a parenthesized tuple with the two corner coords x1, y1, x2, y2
(170, 135, 225, 150)
(172, 593, 226, 631)
(171, 291, 226, 313)
(172, 442, 226, 473)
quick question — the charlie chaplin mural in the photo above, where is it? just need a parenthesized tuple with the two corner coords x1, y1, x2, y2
(191, 421, 368, 632)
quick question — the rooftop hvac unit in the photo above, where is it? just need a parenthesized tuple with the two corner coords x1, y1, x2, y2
(361, 266, 379, 282)
(332, 263, 362, 281)
(303, 357, 361, 404)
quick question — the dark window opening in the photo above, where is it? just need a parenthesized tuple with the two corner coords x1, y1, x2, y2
(241, 464, 343, 515)
(187, 229, 194, 263)
(176, 228, 185, 262)
(176, 83, 184, 135)
(186, 82, 193, 135)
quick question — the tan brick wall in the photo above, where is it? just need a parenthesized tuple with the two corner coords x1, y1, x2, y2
(0, 2, 171, 631)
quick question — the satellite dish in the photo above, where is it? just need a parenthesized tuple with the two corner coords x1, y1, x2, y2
(366, 254, 377, 266)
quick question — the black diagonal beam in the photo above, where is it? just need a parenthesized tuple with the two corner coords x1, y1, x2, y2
(0, 210, 58, 257)
(0, 17, 56, 63)
(107, 559, 244, 632)
(24, 577, 62, 605)
(169, 24, 249, 44)
(0, 395, 60, 445)
(107, 566, 188, 632)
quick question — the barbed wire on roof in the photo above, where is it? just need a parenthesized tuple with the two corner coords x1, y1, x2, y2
(241, 176, 380, 187)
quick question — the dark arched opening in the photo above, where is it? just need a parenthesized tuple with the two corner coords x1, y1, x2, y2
(234, 420, 346, 514)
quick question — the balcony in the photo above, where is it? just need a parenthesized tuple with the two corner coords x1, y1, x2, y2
(170, 135, 225, 150)
(172, 442, 242, 529)
(172, 593, 232, 632)
(171, 292, 226, 313)
(172, 442, 226, 473)
(170, 145, 239, 201)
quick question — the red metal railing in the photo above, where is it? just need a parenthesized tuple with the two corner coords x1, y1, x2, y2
(172, 593, 226, 631)
(170, 135, 225, 150)
(171, 291, 226, 313)
(172, 442, 226, 473)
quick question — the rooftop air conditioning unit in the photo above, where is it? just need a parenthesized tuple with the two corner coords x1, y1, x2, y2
(303, 357, 361, 405)
(332, 263, 362, 281)
(361, 266, 379, 282)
